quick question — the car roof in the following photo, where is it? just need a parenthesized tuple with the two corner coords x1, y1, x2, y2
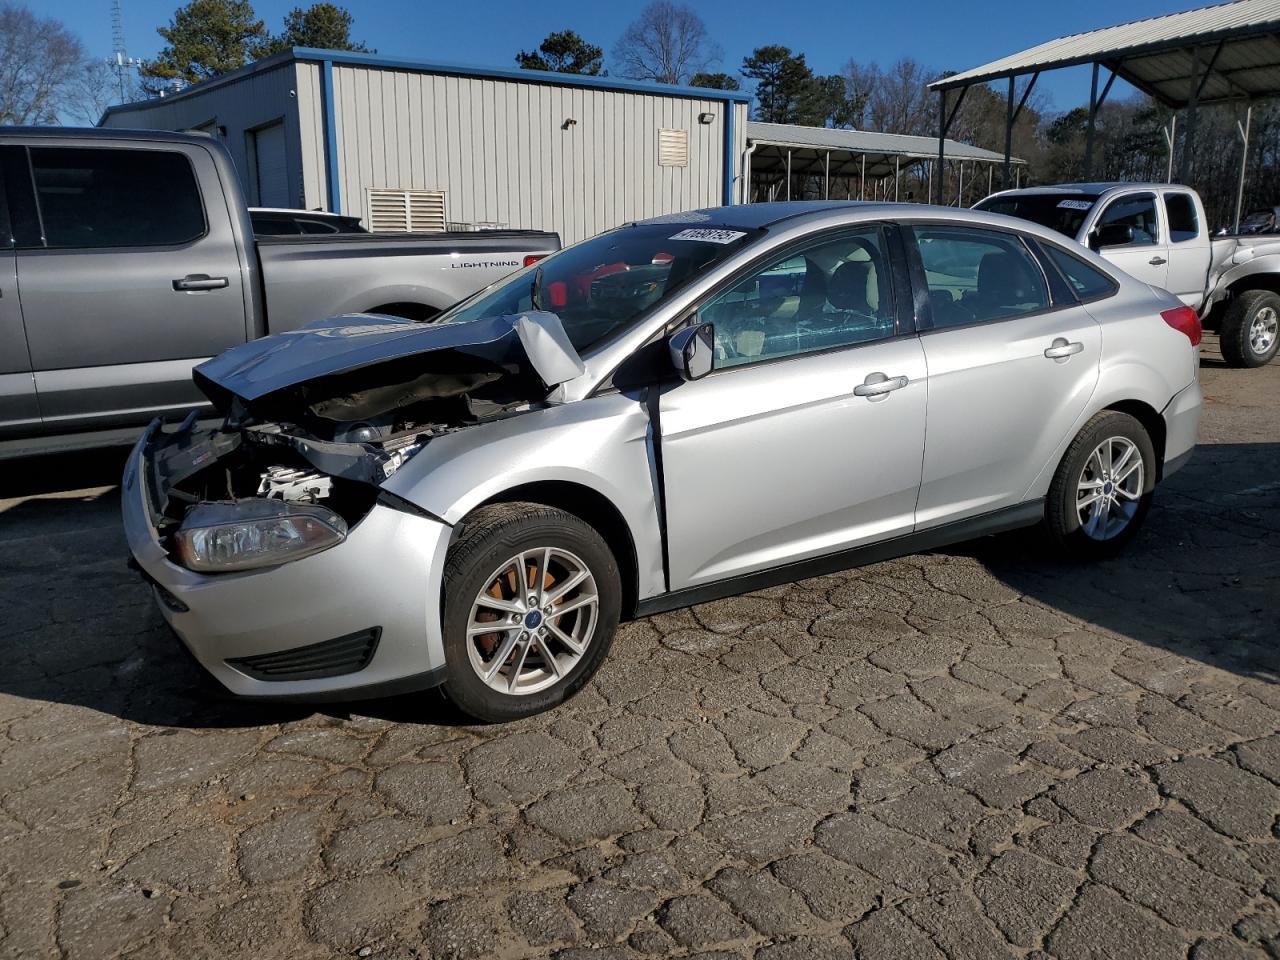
(987, 182, 1194, 198)
(0, 125, 215, 147)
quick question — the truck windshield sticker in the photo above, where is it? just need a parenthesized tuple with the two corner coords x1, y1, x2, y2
(1057, 200, 1094, 211)
(668, 228, 747, 244)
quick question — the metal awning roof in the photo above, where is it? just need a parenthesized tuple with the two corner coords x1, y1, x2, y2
(746, 122, 1020, 179)
(930, 0, 1280, 106)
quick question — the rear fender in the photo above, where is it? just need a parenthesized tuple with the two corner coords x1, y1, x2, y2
(1020, 359, 1177, 502)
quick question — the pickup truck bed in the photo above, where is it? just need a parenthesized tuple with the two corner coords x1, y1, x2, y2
(0, 127, 560, 457)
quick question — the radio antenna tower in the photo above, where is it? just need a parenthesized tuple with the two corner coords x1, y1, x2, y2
(109, 0, 141, 102)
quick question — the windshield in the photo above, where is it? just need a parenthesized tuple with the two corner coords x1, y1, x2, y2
(976, 194, 1100, 239)
(436, 223, 760, 354)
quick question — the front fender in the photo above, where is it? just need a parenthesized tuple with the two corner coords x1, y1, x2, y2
(382, 393, 667, 601)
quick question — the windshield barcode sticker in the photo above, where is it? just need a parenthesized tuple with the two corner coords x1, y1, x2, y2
(1057, 200, 1093, 210)
(669, 228, 747, 243)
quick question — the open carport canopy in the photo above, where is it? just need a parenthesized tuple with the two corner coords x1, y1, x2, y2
(746, 122, 1018, 182)
(930, 0, 1280, 107)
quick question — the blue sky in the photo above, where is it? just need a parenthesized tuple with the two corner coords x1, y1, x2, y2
(49, 0, 1207, 114)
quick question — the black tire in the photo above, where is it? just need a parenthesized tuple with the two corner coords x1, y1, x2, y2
(1219, 289, 1280, 368)
(439, 501, 620, 722)
(1044, 411, 1156, 560)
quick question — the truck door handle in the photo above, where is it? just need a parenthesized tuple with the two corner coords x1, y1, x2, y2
(853, 372, 909, 401)
(1044, 337, 1084, 361)
(173, 274, 229, 291)
(1148, 256, 1167, 266)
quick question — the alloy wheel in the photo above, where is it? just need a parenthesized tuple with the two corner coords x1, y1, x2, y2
(1076, 436, 1145, 541)
(465, 547, 599, 695)
(1249, 305, 1278, 357)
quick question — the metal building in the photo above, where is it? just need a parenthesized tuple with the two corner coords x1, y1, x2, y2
(100, 47, 750, 244)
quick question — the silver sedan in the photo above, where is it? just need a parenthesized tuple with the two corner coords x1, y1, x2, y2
(123, 202, 1203, 721)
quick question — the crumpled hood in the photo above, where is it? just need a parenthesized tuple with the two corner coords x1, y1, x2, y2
(194, 311, 585, 408)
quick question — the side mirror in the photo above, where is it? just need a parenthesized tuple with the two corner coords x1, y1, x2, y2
(668, 322, 714, 381)
(1090, 223, 1134, 249)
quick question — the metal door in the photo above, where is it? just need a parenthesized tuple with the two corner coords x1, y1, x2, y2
(15, 140, 247, 432)
(251, 123, 289, 208)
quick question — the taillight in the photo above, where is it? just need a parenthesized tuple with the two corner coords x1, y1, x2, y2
(1161, 305, 1202, 346)
(524, 254, 547, 267)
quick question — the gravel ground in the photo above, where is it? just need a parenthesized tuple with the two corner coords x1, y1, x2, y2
(1, 335, 1277, 960)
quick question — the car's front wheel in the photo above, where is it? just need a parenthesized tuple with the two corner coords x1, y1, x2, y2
(1220, 289, 1280, 367)
(440, 502, 620, 722)
(1045, 411, 1156, 560)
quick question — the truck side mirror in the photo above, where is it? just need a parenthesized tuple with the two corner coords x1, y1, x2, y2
(668, 323, 714, 381)
(1091, 223, 1134, 249)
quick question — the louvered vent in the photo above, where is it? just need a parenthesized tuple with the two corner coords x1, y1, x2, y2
(658, 128, 688, 167)
(365, 188, 447, 232)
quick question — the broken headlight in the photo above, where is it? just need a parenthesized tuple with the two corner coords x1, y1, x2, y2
(174, 499, 348, 573)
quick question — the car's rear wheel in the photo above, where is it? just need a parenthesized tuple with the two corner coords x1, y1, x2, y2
(1220, 289, 1280, 367)
(440, 502, 620, 722)
(1045, 411, 1156, 559)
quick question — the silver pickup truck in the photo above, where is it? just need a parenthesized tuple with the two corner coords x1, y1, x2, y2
(0, 127, 560, 457)
(977, 183, 1280, 367)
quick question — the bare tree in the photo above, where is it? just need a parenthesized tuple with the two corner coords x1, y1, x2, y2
(612, 1, 719, 85)
(0, 2, 94, 125)
(865, 58, 933, 136)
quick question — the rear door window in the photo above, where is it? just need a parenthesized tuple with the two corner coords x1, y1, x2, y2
(1095, 193, 1160, 247)
(1042, 243, 1117, 301)
(28, 147, 206, 249)
(1163, 193, 1199, 243)
(912, 226, 1050, 328)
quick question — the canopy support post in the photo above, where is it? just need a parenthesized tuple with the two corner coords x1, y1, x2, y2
(860, 153, 866, 200)
(1084, 63, 1116, 179)
(894, 155, 900, 201)
(1181, 43, 1222, 183)
(1004, 76, 1015, 188)
(1235, 103, 1252, 233)
(957, 161, 964, 206)
(785, 148, 792, 201)
(1163, 115, 1177, 183)
(824, 150, 831, 200)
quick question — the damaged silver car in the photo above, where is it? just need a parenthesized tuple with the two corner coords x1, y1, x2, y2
(124, 202, 1202, 721)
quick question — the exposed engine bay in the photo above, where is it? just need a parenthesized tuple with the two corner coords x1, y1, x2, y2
(142, 311, 586, 571)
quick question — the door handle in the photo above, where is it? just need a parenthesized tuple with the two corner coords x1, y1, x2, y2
(173, 274, 229, 291)
(1148, 256, 1167, 266)
(1044, 337, 1084, 361)
(853, 372, 909, 401)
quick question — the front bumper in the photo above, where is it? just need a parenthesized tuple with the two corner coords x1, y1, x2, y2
(1161, 378, 1202, 479)
(121, 430, 453, 700)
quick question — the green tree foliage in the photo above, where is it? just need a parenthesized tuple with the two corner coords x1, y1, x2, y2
(516, 31, 604, 76)
(741, 46, 857, 127)
(141, 0, 267, 89)
(258, 3, 372, 56)
(689, 72, 740, 91)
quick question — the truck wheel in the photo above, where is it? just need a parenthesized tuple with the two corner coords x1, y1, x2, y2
(440, 502, 620, 722)
(1044, 411, 1156, 561)
(1220, 290, 1280, 367)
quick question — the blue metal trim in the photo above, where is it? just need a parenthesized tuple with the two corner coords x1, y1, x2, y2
(723, 104, 736, 205)
(290, 48, 752, 103)
(319, 58, 341, 214)
(99, 47, 750, 125)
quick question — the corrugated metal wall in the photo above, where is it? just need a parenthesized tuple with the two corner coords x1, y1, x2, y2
(329, 65, 743, 244)
(294, 62, 329, 210)
(100, 64, 306, 209)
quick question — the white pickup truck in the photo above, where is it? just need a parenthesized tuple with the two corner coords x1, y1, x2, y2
(976, 183, 1280, 367)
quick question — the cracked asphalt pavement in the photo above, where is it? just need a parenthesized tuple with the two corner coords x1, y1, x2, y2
(1, 336, 1277, 960)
